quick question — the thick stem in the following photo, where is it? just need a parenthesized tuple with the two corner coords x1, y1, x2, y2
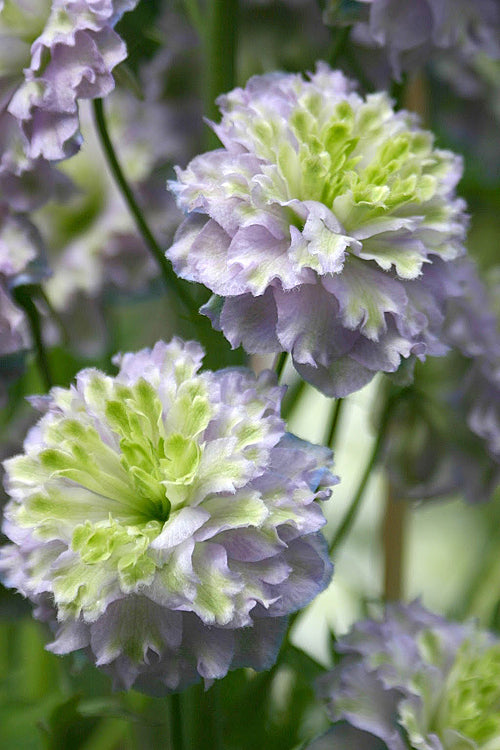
(183, 683, 221, 749)
(204, 0, 239, 149)
(382, 481, 407, 601)
(169, 693, 184, 750)
(92, 98, 198, 317)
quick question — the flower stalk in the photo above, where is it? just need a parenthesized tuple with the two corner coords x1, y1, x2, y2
(92, 98, 199, 317)
(324, 398, 344, 448)
(12, 284, 52, 391)
(169, 693, 184, 750)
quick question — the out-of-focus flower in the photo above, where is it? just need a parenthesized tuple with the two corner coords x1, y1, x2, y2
(0, 0, 138, 161)
(168, 65, 467, 397)
(312, 601, 500, 750)
(0, 214, 37, 353)
(0, 111, 74, 213)
(324, 0, 500, 79)
(0, 2, 78, 219)
(31, 7, 205, 352)
(0, 338, 335, 693)
(383, 260, 500, 504)
(0, 212, 49, 404)
(429, 55, 500, 183)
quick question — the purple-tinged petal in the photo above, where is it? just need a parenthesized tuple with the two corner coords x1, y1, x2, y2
(168, 65, 467, 396)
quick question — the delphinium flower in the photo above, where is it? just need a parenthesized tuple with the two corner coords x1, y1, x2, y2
(0, 0, 138, 161)
(324, 0, 500, 80)
(383, 259, 500, 504)
(0, 338, 335, 693)
(310, 600, 500, 749)
(168, 64, 467, 397)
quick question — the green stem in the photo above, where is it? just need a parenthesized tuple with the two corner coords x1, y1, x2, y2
(92, 98, 198, 317)
(329, 392, 394, 554)
(169, 693, 184, 750)
(390, 74, 408, 110)
(183, 683, 221, 749)
(204, 0, 239, 149)
(328, 25, 351, 67)
(12, 284, 52, 391)
(324, 398, 344, 448)
(274, 351, 288, 381)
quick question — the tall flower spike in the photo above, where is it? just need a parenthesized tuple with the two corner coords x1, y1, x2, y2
(0, 338, 335, 694)
(310, 601, 500, 750)
(167, 64, 468, 397)
(0, 0, 138, 161)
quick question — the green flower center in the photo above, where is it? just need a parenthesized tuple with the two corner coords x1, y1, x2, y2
(8, 372, 214, 618)
(13, 373, 212, 536)
(103, 380, 203, 524)
(438, 640, 500, 747)
(71, 516, 161, 590)
(245, 92, 444, 230)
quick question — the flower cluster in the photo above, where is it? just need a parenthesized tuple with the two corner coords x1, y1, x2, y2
(0, 338, 335, 693)
(168, 65, 467, 398)
(325, 0, 500, 79)
(312, 601, 500, 749)
(0, 0, 138, 161)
